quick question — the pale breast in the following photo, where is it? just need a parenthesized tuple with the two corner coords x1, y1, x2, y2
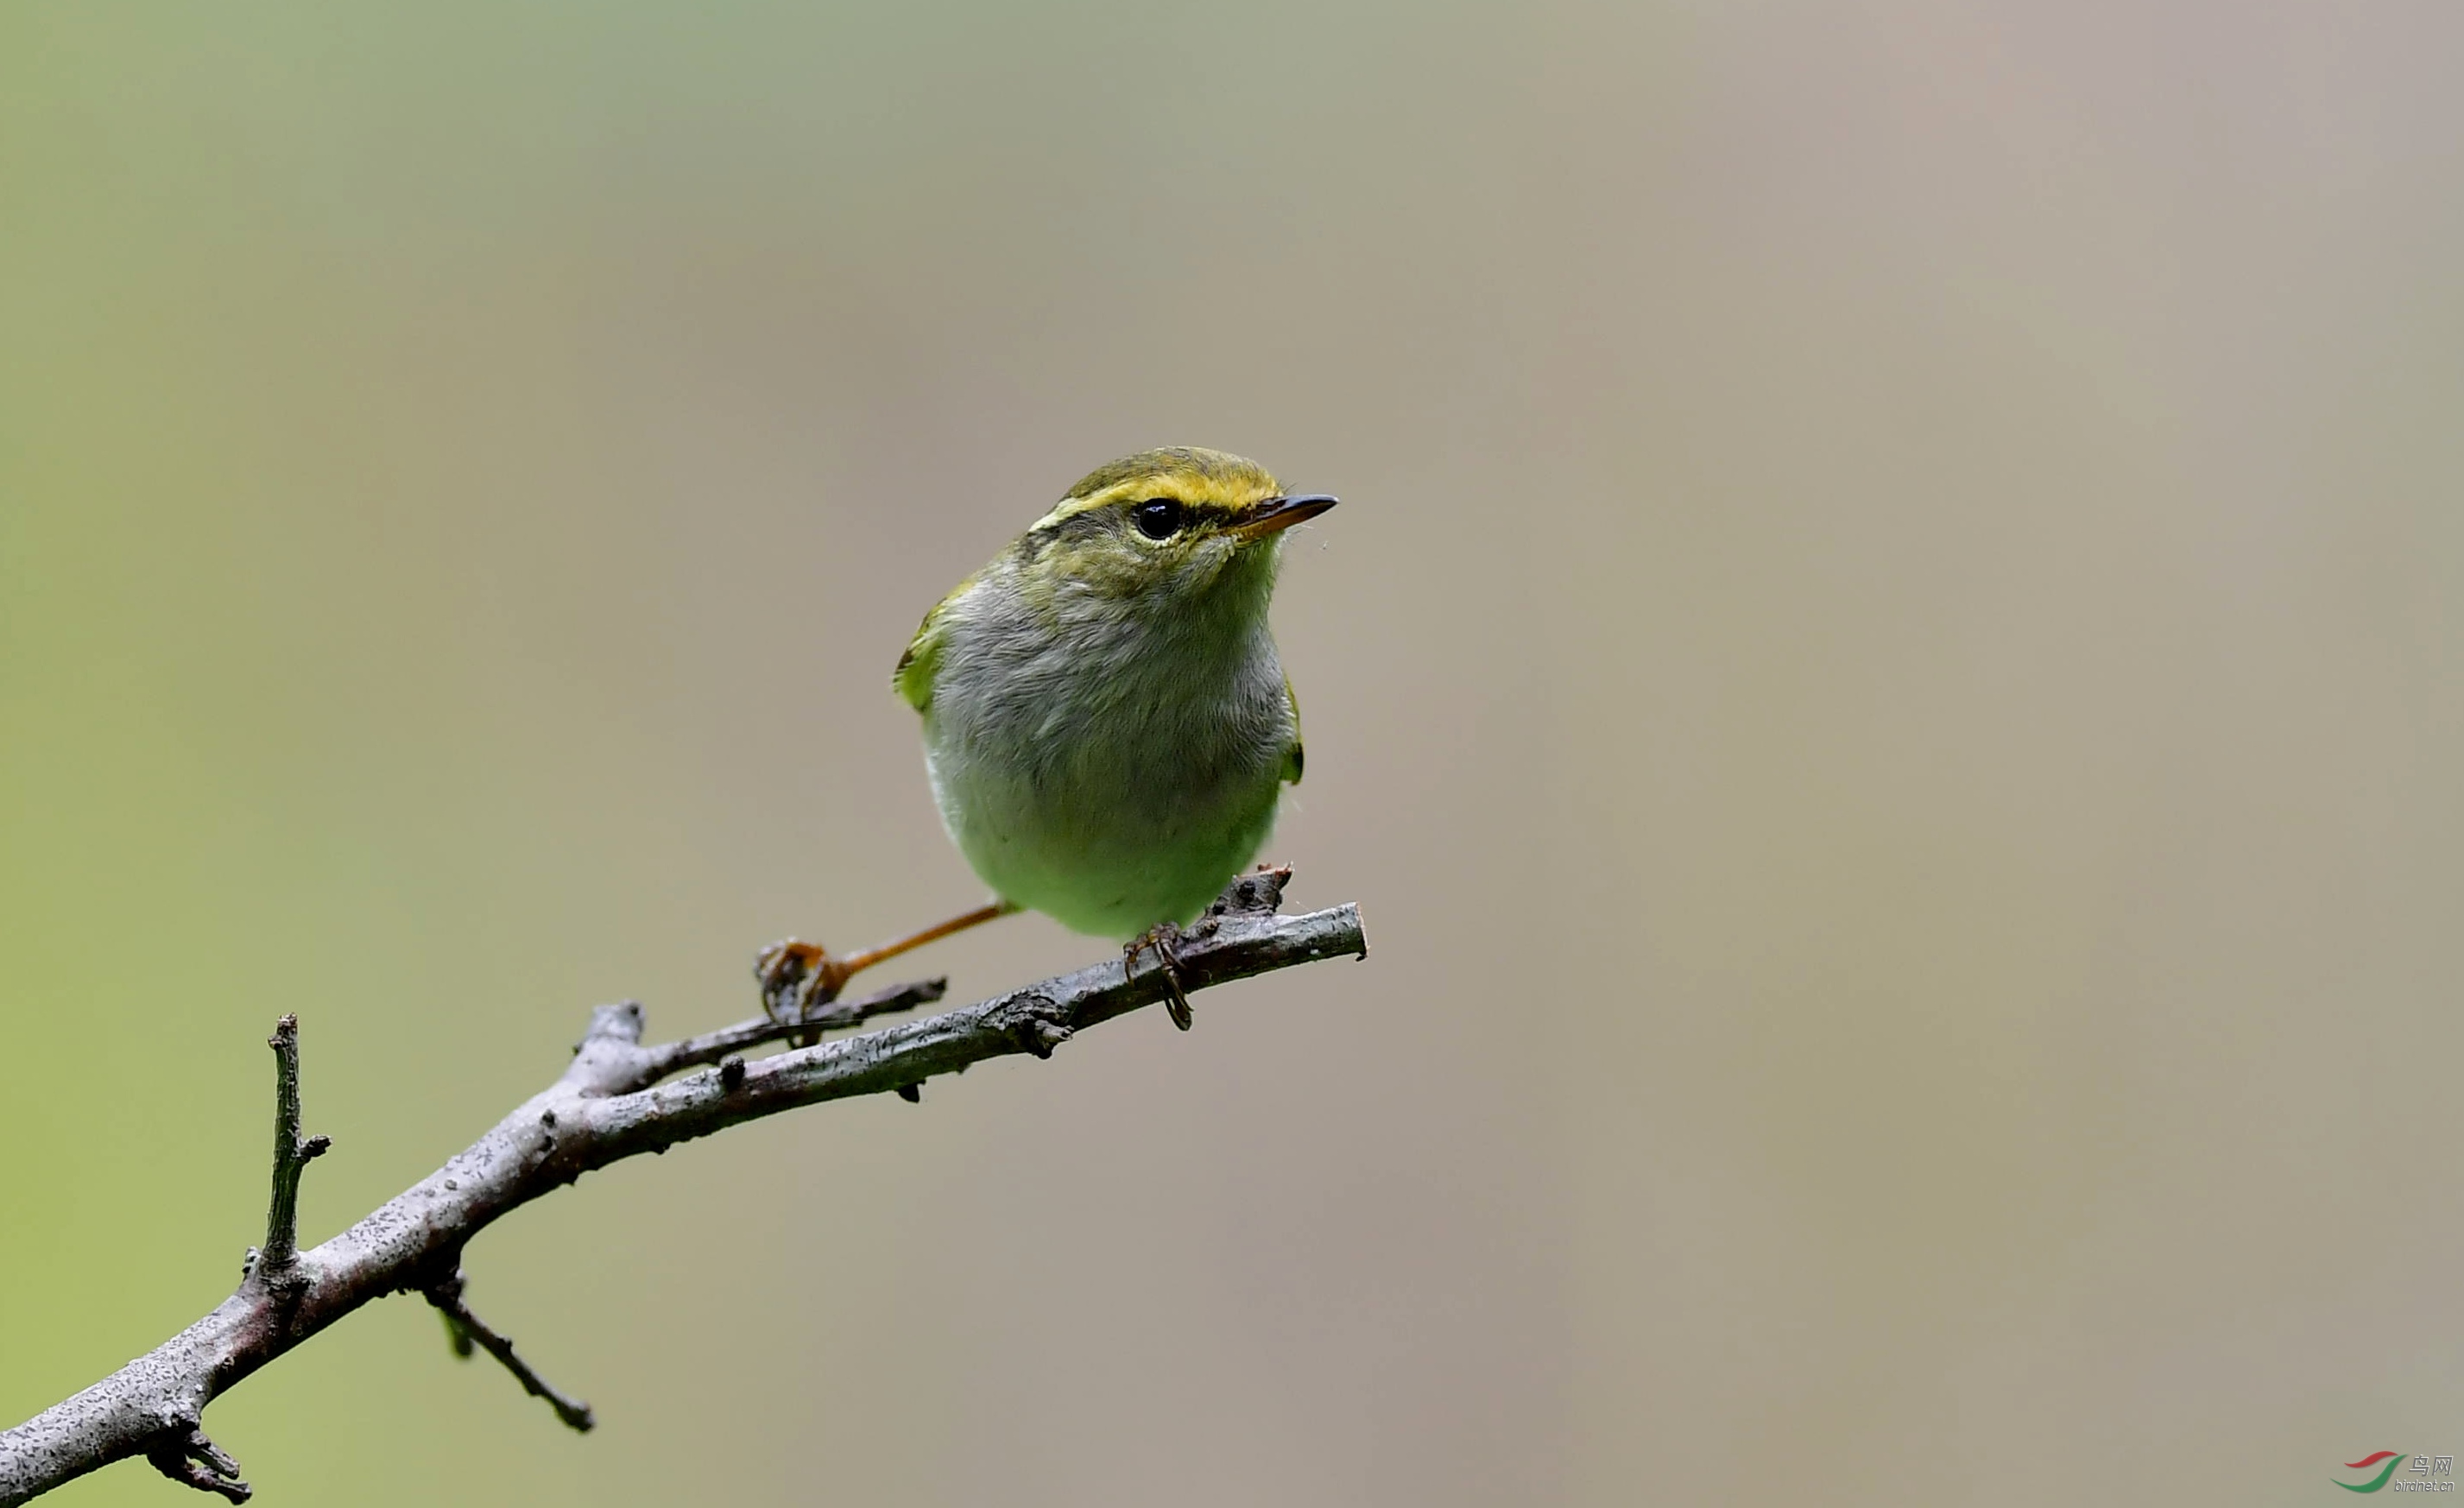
(920, 574, 1293, 937)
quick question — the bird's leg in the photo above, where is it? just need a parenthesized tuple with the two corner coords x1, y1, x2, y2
(1124, 923, 1197, 1031)
(833, 900, 1020, 982)
(756, 901, 1019, 1026)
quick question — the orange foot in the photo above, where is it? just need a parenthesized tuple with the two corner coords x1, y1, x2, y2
(752, 938, 848, 1025)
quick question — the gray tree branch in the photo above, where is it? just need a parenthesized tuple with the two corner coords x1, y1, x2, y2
(0, 868, 1364, 1506)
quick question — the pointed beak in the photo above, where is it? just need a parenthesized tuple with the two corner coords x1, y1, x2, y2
(1231, 493, 1339, 541)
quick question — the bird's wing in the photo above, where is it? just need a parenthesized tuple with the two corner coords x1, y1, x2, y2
(1281, 673, 1305, 785)
(893, 578, 971, 713)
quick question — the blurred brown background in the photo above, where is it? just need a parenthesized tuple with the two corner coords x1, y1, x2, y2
(4, 3, 2460, 1503)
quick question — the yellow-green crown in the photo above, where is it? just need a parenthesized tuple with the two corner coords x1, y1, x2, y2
(1033, 446, 1282, 532)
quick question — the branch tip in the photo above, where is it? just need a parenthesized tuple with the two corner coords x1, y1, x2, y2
(144, 1428, 249, 1504)
(260, 1014, 325, 1275)
(426, 1271, 596, 1434)
(578, 1001, 648, 1051)
(1210, 863, 1292, 918)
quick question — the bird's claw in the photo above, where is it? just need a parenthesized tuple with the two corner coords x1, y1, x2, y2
(1125, 924, 1197, 1031)
(754, 938, 853, 1027)
(756, 901, 1019, 1030)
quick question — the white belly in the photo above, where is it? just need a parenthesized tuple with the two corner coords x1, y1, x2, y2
(920, 610, 1293, 938)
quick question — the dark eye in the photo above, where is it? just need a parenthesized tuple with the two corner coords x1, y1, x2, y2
(1132, 498, 1184, 539)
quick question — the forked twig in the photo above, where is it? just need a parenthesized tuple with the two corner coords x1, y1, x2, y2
(0, 869, 1364, 1506)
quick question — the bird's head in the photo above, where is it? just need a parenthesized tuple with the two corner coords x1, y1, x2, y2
(1011, 447, 1336, 618)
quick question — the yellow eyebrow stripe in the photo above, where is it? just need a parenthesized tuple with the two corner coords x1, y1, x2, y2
(1027, 446, 1281, 532)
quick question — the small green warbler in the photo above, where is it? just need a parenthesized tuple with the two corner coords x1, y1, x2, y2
(758, 446, 1335, 1029)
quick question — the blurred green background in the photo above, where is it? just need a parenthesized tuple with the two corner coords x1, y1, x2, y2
(5, 3, 2460, 1504)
